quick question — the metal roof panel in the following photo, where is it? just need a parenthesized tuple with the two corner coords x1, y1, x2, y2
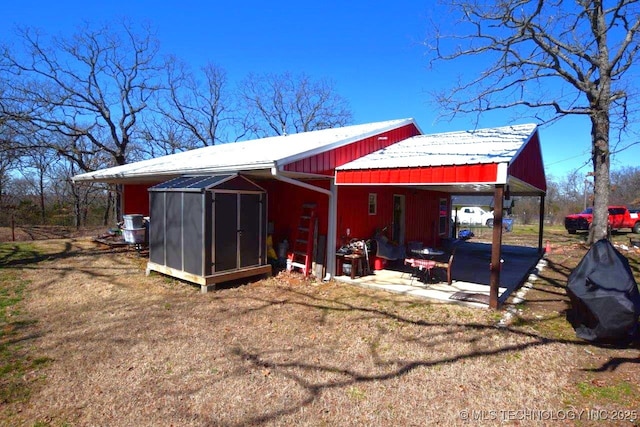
(73, 118, 416, 183)
(336, 123, 537, 171)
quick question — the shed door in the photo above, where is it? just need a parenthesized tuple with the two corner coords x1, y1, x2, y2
(213, 192, 263, 272)
(239, 194, 261, 267)
(214, 193, 238, 272)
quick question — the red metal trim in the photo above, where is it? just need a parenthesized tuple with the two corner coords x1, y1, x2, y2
(508, 131, 547, 192)
(335, 163, 500, 185)
(282, 123, 421, 175)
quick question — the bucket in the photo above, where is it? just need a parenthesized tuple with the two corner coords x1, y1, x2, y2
(342, 263, 352, 276)
(374, 257, 387, 270)
(123, 214, 144, 229)
(278, 240, 289, 258)
(503, 218, 514, 232)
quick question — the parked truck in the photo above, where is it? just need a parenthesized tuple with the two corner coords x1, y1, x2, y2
(451, 206, 494, 227)
(564, 206, 640, 234)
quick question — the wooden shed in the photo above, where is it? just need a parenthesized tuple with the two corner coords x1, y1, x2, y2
(146, 174, 271, 292)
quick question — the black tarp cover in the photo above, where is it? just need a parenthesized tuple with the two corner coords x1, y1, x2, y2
(567, 239, 640, 343)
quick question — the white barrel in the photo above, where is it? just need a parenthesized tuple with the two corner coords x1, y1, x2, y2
(123, 214, 144, 229)
(123, 228, 146, 244)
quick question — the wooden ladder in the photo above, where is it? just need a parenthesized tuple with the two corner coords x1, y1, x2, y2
(288, 203, 317, 277)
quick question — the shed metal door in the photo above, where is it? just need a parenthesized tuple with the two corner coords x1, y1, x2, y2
(214, 193, 238, 272)
(239, 194, 261, 267)
(213, 192, 263, 272)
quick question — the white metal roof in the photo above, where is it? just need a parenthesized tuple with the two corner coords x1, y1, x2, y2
(335, 123, 537, 171)
(72, 118, 417, 183)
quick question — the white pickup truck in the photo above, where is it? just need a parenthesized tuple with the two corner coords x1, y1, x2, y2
(452, 206, 494, 227)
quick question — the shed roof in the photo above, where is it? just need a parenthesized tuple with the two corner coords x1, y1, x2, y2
(149, 174, 265, 193)
(335, 123, 546, 195)
(72, 118, 417, 184)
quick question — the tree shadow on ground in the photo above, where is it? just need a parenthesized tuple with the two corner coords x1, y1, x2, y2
(585, 356, 640, 372)
(0, 241, 133, 268)
(169, 283, 597, 426)
(5, 239, 638, 426)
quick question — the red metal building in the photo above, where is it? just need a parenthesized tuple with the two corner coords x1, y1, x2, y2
(73, 119, 546, 307)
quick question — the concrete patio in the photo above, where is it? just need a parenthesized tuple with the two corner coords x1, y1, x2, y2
(333, 242, 545, 308)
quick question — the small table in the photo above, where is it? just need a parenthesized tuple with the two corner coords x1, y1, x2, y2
(406, 248, 447, 283)
(336, 252, 365, 279)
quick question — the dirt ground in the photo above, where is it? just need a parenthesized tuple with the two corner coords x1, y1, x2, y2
(1, 227, 639, 426)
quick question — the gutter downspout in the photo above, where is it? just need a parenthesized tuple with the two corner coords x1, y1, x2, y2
(271, 168, 337, 281)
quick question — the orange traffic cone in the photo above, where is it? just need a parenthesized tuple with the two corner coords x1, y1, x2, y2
(545, 240, 551, 254)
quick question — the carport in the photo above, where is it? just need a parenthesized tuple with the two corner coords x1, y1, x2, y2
(335, 124, 547, 308)
(338, 242, 542, 308)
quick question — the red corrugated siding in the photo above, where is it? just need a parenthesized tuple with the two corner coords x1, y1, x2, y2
(336, 163, 500, 185)
(282, 123, 420, 175)
(122, 179, 452, 256)
(257, 179, 330, 247)
(257, 179, 451, 252)
(337, 186, 449, 247)
(509, 131, 547, 192)
(123, 184, 152, 216)
(123, 180, 331, 250)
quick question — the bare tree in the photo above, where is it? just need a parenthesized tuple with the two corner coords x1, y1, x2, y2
(17, 147, 58, 224)
(239, 72, 353, 137)
(542, 179, 563, 224)
(0, 87, 22, 194)
(0, 131, 19, 204)
(139, 115, 192, 157)
(610, 166, 640, 205)
(149, 59, 234, 152)
(427, 0, 640, 243)
(0, 21, 164, 219)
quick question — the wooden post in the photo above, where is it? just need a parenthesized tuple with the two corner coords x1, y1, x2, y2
(490, 185, 505, 309)
(11, 213, 15, 242)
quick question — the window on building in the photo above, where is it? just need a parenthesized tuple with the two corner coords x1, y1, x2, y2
(368, 193, 377, 215)
(439, 198, 448, 234)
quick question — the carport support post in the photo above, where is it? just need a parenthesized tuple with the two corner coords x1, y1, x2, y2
(490, 184, 505, 309)
(538, 194, 545, 253)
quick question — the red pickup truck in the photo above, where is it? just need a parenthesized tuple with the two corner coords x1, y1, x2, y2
(564, 206, 640, 234)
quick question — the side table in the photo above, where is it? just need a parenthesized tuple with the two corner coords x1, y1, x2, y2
(336, 252, 365, 279)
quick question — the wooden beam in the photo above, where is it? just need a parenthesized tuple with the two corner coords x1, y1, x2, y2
(146, 262, 272, 292)
(200, 265, 272, 293)
(490, 185, 505, 309)
(147, 262, 207, 285)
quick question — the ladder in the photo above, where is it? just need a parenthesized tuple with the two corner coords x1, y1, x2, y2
(287, 203, 317, 277)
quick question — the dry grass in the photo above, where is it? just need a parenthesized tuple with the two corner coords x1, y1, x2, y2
(0, 226, 105, 243)
(0, 227, 639, 426)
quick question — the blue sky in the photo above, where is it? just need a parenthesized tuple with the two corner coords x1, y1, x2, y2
(2, 0, 637, 181)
